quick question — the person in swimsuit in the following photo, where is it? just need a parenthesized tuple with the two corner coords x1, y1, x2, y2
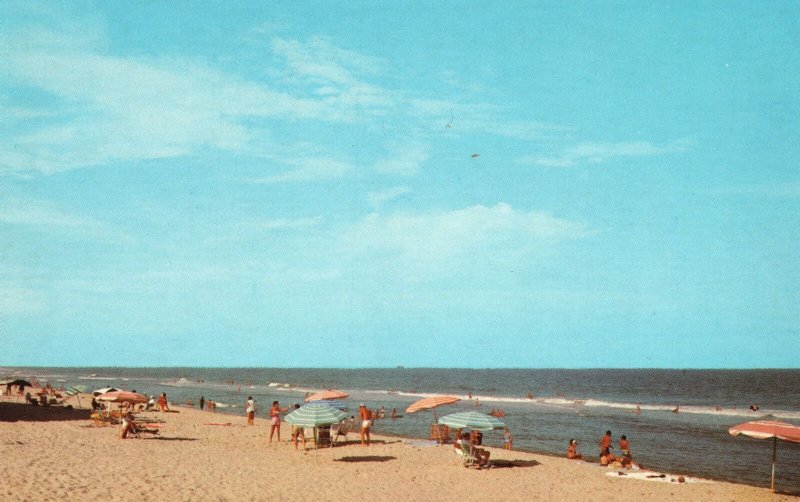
(567, 439, 582, 460)
(268, 400, 287, 444)
(246, 396, 255, 426)
(619, 435, 630, 457)
(158, 393, 169, 412)
(289, 404, 305, 450)
(359, 403, 372, 446)
(598, 430, 612, 453)
(503, 427, 513, 450)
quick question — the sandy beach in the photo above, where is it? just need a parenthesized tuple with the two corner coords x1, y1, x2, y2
(0, 395, 792, 502)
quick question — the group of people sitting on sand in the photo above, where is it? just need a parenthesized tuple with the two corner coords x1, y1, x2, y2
(566, 430, 636, 469)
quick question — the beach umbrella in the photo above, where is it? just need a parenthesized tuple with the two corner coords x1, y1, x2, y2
(92, 387, 120, 396)
(96, 391, 147, 404)
(306, 399, 348, 410)
(729, 420, 800, 493)
(286, 404, 348, 449)
(304, 390, 349, 402)
(406, 395, 461, 443)
(8, 379, 32, 387)
(285, 403, 347, 427)
(65, 385, 87, 408)
(406, 395, 461, 414)
(438, 411, 506, 432)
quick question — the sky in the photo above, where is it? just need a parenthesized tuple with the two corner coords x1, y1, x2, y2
(1, 1, 798, 368)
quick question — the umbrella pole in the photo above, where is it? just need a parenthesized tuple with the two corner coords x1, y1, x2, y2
(433, 408, 441, 443)
(771, 436, 776, 494)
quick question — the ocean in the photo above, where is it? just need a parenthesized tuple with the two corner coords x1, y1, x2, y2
(3, 367, 799, 494)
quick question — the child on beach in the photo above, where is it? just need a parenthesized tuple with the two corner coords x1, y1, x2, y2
(246, 396, 255, 426)
(567, 439, 582, 460)
(503, 428, 513, 450)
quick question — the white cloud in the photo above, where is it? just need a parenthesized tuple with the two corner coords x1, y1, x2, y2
(248, 157, 353, 184)
(242, 216, 324, 231)
(0, 283, 45, 315)
(367, 186, 411, 210)
(343, 203, 589, 267)
(0, 196, 130, 242)
(271, 36, 385, 86)
(519, 140, 691, 167)
(373, 144, 430, 176)
(704, 181, 800, 198)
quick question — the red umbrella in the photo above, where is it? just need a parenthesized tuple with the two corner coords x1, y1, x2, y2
(729, 420, 800, 493)
(305, 390, 349, 402)
(96, 391, 148, 404)
(406, 395, 461, 443)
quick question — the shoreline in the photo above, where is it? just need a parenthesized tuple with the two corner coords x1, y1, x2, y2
(1, 398, 795, 501)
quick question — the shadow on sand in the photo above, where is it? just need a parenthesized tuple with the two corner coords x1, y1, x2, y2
(147, 437, 198, 441)
(488, 459, 541, 469)
(334, 456, 397, 463)
(0, 402, 92, 422)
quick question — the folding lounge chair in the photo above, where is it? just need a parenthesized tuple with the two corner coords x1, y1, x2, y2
(331, 422, 350, 444)
(454, 442, 477, 468)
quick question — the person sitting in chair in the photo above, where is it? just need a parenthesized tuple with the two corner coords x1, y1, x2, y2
(120, 411, 137, 439)
(459, 429, 490, 466)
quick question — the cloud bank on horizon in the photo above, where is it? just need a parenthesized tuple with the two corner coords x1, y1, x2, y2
(1, 2, 798, 368)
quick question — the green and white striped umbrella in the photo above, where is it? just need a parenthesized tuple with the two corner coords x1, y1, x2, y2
(65, 385, 87, 408)
(65, 385, 87, 396)
(285, 403, 347, 427)
(438, 411, 506, 432)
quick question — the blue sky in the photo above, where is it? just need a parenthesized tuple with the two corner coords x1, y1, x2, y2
(1, 1, 798, 368)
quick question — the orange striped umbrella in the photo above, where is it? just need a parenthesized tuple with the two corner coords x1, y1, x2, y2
(406, 395, 461, 443)
(406, 395, 461, 414)
(305, 389, 349, 402)
(729, 420, 800, 492)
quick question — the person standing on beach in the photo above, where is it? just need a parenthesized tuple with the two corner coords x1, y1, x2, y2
(359, 403, 372, 446)
(289, 404, 305, 450)
(199, 396, 205, 411)
(268, 401, 287, 444)
(598, 430, 612, 453)
(246, 396, 255, 425)
(619, 435, 630, 457)
(158, 393, 169, 412)
(503, 428, 513, 450)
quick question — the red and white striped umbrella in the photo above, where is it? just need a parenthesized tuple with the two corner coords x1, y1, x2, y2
(406, 395, 461, 443)
(96, 391, 148, 404)
(304, 390, 349, 402)
(406, 395, 460, 414)
(729, 420, 800, 493)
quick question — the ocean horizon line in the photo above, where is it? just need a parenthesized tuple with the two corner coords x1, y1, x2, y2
(3, 365, 798, 371)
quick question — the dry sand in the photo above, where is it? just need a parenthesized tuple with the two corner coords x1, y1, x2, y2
(0, 395, 793, 502)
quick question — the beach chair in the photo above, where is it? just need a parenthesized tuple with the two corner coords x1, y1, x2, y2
(430, 424, 450, 443)
(330, 423, 344, 444)
(454, 442, 477, 468)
